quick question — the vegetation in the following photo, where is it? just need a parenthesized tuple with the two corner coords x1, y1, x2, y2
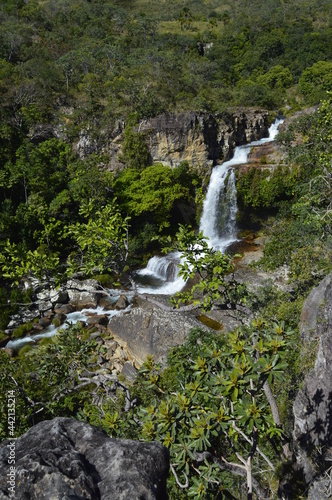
(0, 0, 332, 498)
(0, 319, 299, 498)
(165, 225, 248, 312)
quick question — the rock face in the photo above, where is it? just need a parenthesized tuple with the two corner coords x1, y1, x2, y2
(293, 271, 332, 486)
(107, 296, 204, 367)
(137, 109, 269, 170)
(0, 417, 169, 500)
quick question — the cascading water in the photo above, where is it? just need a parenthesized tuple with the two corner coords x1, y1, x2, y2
(6, 304, 131, 351)
(137, 118, 284, 294)
(199, 118, 284, 250)
(137, 252, 186, 295)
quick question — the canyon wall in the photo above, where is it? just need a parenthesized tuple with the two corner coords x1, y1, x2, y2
(137, 108, 269, 171)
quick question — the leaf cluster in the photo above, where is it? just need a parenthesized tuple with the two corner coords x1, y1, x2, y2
(165, 225, 248, 312)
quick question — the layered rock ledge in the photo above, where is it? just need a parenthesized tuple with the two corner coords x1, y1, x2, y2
(137, 108, 269, 170)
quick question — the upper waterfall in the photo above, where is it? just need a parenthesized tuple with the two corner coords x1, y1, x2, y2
(199, 118, 284, 251)
(137, 118, 284, 294)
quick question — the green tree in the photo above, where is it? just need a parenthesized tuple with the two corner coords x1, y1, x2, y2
(65, 200, 133, 287)
(114, 164, 192, 233)
(121, 127, 150, 170)
(299, 61, 332, 103)
(114, 322, 294, 499)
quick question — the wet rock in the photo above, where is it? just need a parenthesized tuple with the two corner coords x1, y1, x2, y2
(99, 295, 115, 309)
(52, 313, 67, 327)
(32, 323, 44, 332)
(115, 294, 130, 310)
(38, 316, 52, 328)
(0, 417, 169, 500)
(43, 310, 55, 318)
(54, 303, 75, 315)
(86, 314, 109, 327)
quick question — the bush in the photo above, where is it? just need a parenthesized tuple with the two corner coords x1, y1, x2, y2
(12, 322, 34, 339)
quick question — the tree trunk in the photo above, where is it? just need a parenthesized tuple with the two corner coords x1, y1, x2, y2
(263, 380, 292, 460)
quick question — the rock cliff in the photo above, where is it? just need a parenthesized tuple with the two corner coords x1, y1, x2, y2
(0, 417, 169, 500)
(293, 271, 332, 497)
(137, 108, 269, 171)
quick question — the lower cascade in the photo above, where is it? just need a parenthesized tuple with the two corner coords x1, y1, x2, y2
(137, 252, 186, 295)
(137, 118, 284, 294)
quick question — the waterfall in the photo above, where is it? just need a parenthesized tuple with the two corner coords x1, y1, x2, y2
(199, 118, 284, 250)
(137, 118, 284, 294)
(136, 252, 186, 295)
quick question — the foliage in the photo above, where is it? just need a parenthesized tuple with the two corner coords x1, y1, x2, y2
(236, 164, 298, 215)
(120, 322, 294, 498)
(121, 127, 150, 170)
(0, 316, 298, 498)
(66, 200, 131, 280)
(260, 98, 332, 288)
(0, 324, 100, 439)
(165, 225, 248, 312)
(299, 61, 332, 103)
(113, 163, 199, 240)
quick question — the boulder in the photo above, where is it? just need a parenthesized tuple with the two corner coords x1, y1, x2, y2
(107, 297, 204, 366)
(36, 287, 69, 306)
(121, 362, 138, 382)
(54, 303, 75, 315)
(293, 271, 332, 484)
(114, 294, 130, 310)
(99, 295, 115, 310)
(38, 316, 52, 328)
(66, 279, 100, 310)
(86, 314, 109, 327)
(52, 313, 67, 327)
(308, 475, 332, 500)
(299, 272, 332, 343)
(0, 417, 169, 500)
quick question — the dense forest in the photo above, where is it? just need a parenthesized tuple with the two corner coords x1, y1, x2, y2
(1, 0, 332, 498)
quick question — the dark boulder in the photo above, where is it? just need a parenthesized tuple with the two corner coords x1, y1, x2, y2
(0, 417, 169, 499)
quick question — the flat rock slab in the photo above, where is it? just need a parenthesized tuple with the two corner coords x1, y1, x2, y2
(0, 417, 169, 500)
(107, 297, 204, 367)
